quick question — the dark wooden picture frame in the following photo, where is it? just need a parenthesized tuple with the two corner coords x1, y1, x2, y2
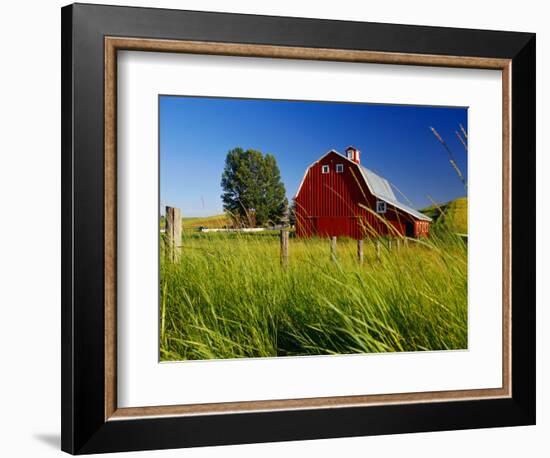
(61, 3, 536, 454)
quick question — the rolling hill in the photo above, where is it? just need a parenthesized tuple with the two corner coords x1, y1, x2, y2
(421, 197, 467, 234)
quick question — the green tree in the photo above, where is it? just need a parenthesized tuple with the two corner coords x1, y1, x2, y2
(221, 147, 288, 227)
(288, 198, 297, 227)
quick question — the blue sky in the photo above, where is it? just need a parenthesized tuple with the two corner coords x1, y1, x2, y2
(160, 95, 467, 217)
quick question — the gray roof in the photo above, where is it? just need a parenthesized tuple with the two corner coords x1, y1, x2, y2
(358, 165, 432, 222)
(360, 166, 397, 202)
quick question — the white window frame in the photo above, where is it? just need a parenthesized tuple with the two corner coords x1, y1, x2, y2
(376, 200, 387, 214)
(336, 164, 344, 173)
(321, 165, 330, 174)
(347, 151, 354, 160)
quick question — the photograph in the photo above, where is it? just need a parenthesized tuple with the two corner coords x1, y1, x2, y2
(159, 95, 469, 362)
(47, 1, 539, 454)
(50, 2, 538, 454)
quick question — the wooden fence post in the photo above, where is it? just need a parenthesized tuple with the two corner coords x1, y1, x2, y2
(376, 240, 381, 261)
(388, 239, 392, 251)
(280, 229, 289, 268)
(166, 206, 182, 262)
(330, 236, 337, 261)
(357, 239, 364, 264)
(396, 239, 401, 251)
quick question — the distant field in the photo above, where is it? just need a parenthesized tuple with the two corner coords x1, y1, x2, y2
(422, 197, 467, 234)
(160, 226, 468, 361)
(181, 214, 229, 229)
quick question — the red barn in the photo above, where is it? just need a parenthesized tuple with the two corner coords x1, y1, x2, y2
(294, 146, 431, 239)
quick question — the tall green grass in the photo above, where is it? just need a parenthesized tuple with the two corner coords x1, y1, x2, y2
(160, 229, 467, 361)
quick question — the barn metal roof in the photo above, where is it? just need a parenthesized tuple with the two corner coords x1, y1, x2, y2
(358, 165, 432, 222)
(360, 166, 397, 202)
(294, 150, 432, 222)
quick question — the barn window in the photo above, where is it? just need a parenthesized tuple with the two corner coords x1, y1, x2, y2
(336, 164, 344, 173)
(321, 165, 330, 174)
(376, 201, 387, 214)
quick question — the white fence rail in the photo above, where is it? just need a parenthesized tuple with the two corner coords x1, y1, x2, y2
(200, 227, 266, 233)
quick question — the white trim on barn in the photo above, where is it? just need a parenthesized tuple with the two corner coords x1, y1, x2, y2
(376, 200, 387, 214)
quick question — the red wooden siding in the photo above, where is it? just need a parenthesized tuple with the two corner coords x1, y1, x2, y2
(295, 151, 428, 239)
(414, 220, 430, 238)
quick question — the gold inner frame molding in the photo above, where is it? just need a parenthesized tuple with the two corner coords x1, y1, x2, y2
(104, 36, 512, 421)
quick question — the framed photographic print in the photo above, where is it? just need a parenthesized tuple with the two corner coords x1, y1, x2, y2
(61, 3, 536, 454)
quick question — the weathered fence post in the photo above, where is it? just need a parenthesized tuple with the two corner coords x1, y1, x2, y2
(396, 239, 401, 251)
(330, 236, 337, 261)
(376, 240, 381, 261)
(166, 206, 182, 262)
(280, 229, 289, 268)
(404, 238, 409, 247)
(357, 239, 364, 264)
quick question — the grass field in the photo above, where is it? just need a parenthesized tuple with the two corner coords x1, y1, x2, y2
(181, 214, 230, 230)
(160, 225, 468, 361)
